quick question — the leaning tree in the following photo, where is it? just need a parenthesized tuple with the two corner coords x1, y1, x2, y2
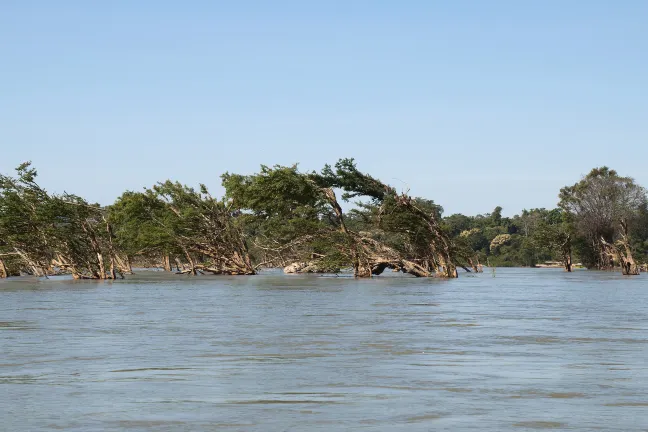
(120, 181, 256, 275)
(224, 159, 466, 278)
(0, 162, 126, 279)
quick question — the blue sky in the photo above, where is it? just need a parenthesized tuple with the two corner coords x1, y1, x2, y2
(1, 1, 646, 216)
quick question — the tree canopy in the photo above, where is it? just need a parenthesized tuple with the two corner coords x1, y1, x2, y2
(1, 161, 647, 279)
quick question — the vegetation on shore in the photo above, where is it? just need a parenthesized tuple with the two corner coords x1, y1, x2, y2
(1, 160, 647, 279)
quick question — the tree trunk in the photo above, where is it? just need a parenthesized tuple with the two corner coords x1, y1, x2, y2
(82, 222, 105, 279)
(104, 220, 122, 279)
(108, 257, 117, 280)
(600, 220, 640, 276)
(393, 195, 458, 278)
(319, 188, 439, 279)
(595, 236, 614, 270)
(0, 259, 7, 278)
(321, 188, 364, 276)
(561, 234, 572, 272)
(468, 257, 483, 273)
(174, 257, 184, 272)
(14, 248, 44, 277)
(618, 220, 639, 275)
(181, 248, 197, 275)
(563, 253, 572, 272)
(115, 254, 133, 275)
(163, 255, 172, 272)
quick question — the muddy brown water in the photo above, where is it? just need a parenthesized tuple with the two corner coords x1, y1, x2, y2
(1, 268, 648, 431)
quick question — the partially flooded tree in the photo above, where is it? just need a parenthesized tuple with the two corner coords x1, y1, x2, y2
(147, 181, 255, 275)
(5, 160, 644, 280)
(224, 160, 463, 278)
(315, 159, 461, 277)
(532, 209, 573, 272)
(0, 162, 124, 279)
(109, 191, 178, 271)
(559, 167, 646, 275)
(222, 165, 345, 272)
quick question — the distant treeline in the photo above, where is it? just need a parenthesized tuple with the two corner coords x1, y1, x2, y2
(1, 160, 647, 279)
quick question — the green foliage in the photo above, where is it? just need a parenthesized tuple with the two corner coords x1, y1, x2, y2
(2, 161, 648, 278)
(222, 165, 337, 266)
(559, 167, 647, 268)
(108, 191, 176, 258)
(0, 162, 116, 278)
(315, 158, 392, 202)
(444, 207, 568, 267)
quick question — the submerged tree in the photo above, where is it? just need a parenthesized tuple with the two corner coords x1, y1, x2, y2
(223, 159, 464, 278)
(559, 167, 646, 275)
(109, 191, 181, 271)
(151, 181, 255, 275)
(0, 162, 124, 279)
(222, 164, 340, 272)
(110, 181, 255, 275)
(315, 158, 463, 277)
(3, 161, 646, 279)
(531, 209, 573, 272)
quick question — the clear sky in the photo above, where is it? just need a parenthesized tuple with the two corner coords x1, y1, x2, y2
(1, 1, 646, 216)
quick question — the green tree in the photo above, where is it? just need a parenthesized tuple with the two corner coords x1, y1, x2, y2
(0, 162, 123, 279)
(559, 167, 646, 274)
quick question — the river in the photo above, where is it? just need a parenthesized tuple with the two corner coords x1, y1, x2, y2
(1, 268, 647, 431)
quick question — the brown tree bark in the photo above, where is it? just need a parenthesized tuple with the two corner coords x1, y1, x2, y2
(104, 220, 118, 280)
(561, 234, 573, 272)
(468, 257, 484, 273)
(182, 248, 197, 275)
(618, 220, 639, 275)
(321, 188, 364, 276)
(563, 253, 573, 272)
(163, 255, 172, 272)
(13, 248, 44, 277)
(115, 254, 133, 275)
(320, 188, 435, 278)
(174, 257, 184, 272)
(392, 195, 458, 278)
(600, 220, 640, 276)
(82, 222, 105, 279)
(0, 259, 7, 278)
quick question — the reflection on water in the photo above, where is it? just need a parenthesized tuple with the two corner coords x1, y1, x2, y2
(1, 268, 648, 431)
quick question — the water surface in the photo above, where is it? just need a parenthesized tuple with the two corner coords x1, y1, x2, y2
(1, 268, 648, 431)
